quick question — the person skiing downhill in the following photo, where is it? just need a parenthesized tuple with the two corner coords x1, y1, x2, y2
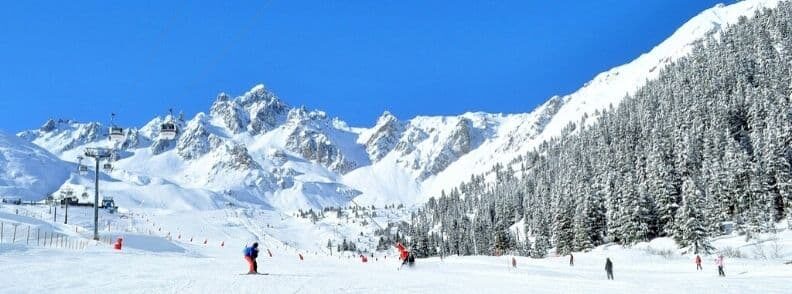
(569, 254, 574, 266)
(715, 255, 725, 277)
(244, 242, 261, 274)
(395, 242, 414, 267)
(605, 258, 614, 280)
(695, 255, 703, 271)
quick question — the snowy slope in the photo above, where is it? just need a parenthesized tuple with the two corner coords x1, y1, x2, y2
(0, 131, 70, 201)
(536, 0, 783, 141)
(2, 201, 791, 294)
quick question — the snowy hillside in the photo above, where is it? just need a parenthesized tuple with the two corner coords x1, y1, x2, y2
(349, 0, 785, 204)
(0, 131, 70, 201)
(535, 0, 783, 141)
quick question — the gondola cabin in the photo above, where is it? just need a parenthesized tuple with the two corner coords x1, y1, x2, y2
(109, 126, 125, 142)
(160, 122, 177, 140)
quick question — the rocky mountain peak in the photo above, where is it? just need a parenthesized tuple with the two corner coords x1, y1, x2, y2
(361, 111, 404, 161)
(210, 94, 249, 134)
(40, 119, 58, 132)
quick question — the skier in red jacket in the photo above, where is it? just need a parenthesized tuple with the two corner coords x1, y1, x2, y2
(395, 242, 415, 267)
(396, 242, 409, 262)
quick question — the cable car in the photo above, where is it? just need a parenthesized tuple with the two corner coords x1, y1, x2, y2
(103, 163, 113, 172)
(159, 109, 178, 140)
(160, 122, 177, 140)
(110, 127, 125, 142)
(76, 156, 88, 175)
(109, 113, 125, 142)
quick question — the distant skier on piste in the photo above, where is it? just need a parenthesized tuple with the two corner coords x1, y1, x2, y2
(244, 242, 261, 274)
(715, 255, 726, 277)
(605, 258, 614, 280)
(396, 242, 415, 268)
(695, 255, 703, 271)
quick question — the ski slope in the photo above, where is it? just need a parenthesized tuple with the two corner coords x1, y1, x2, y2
(2, 203, 791, 293)
(2, 237, 791, 293)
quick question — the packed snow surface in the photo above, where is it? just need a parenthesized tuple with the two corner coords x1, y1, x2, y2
(1, 203, 791, 294)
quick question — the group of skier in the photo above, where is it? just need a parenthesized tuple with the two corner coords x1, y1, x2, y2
(597, 254, 726, 280)
(242, 241, 415, 274)
(242, 241, 728, 279)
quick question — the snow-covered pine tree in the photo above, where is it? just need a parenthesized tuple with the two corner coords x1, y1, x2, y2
(673, 176, 714, 254)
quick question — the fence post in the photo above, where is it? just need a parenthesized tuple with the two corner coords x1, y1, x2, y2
(12, 225, 17, 243)
(36, 228, 40, 246)
(26, 226, 30, 245)
(49, 232, 53, 247)
(1, 222, 3, 244)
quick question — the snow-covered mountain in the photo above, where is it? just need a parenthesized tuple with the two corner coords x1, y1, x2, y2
(0, 131, 71, 201)
(347, 0, 784, 205)
(13, 0, 782, 210)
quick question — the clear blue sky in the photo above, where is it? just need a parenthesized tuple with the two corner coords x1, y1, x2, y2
(0, 0, 730, 132)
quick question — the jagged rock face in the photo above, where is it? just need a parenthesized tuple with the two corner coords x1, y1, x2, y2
(286, 126, 355, 173)
(249, 99, 288, 134)
(177, 114, 224, 160)
(40, 119, 57, 132)
(362, 112, 403, 161)
(238, 85, 289, 134)
(419, 118, 473, 179)
(286, 107, 326, 124)
(268, 149, 288, 166)
(534, 96, 564, 131)
(214, 143, 260, 171)
(210, 93, 249, 134)
(447, 118, 473, 156)
(394, 126, 428, 155)
(18, 119, 106, 153)
(210, 85, 289, 135)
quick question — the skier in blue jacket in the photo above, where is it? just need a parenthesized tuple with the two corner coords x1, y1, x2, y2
(244, 242, 260, 274)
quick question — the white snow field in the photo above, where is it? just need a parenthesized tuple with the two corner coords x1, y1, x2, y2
(1, 204, 791, 294)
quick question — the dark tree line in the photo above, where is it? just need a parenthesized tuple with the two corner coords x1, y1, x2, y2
(402, 4, 792, 257)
